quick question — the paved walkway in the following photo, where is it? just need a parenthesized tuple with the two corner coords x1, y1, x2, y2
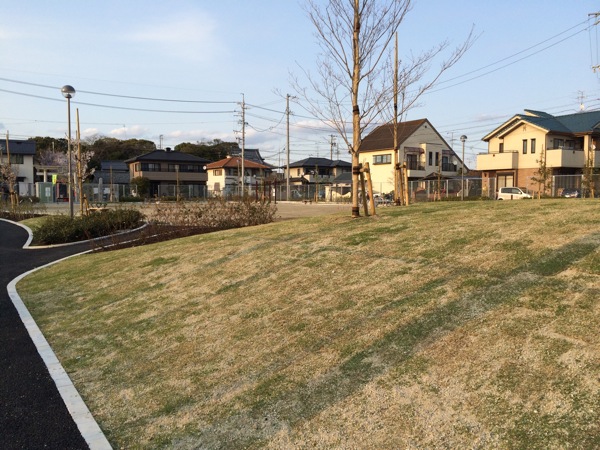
(0, 220, 103, 449)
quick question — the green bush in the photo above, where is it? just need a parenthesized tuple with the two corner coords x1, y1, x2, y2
(34, 208, 145, 245)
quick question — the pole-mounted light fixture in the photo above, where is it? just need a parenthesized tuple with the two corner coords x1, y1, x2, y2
(460, 135, 467, 201)
(61, 85, 76, 218)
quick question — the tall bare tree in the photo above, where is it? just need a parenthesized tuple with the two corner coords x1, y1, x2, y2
(294, 0, 474, 217)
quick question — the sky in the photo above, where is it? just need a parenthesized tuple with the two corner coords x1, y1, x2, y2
(2, 0, 600, 169)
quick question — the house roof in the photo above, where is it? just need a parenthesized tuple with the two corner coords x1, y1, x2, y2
(100, 160, 129, 171)
(206, 156, 271, 170)
(228, 148, 274, 167)
(483, 109, 600, 141)
(332, 172, 352, 185)
(0, 139, 36, 155)
(124, 150, 211, 164)
(288, 157, 351, 169)
(359, 119, 428, 152)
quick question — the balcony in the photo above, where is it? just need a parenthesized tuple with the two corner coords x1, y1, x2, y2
(477, 151, 518, 171)
(546, 148, 585, 168)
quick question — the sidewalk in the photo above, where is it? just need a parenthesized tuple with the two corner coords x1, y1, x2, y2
(0, 220, 102, 449)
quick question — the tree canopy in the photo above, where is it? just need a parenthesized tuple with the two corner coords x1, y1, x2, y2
(175, 139, 240, 161)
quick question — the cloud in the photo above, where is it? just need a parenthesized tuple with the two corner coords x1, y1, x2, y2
(124, 12, 224, 63)
(166, 129, 232, 142)
(109, 125, 150, 138)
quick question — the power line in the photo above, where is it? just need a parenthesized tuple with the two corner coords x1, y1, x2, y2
(0, 88, 235, 114)
(0, 76, 237, 104)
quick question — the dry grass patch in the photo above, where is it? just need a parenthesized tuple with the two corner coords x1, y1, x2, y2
(18, 200, 600, 448)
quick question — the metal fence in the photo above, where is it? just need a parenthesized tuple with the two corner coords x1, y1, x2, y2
(14, 175, 600, 205)
(526, 174, 600, 198)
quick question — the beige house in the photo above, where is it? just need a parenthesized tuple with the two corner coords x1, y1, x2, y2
(478, 109, 600, 190)
(359, 119, 464, 194)
(206, 156, 272, 194)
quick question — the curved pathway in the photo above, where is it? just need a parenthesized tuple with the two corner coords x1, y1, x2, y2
(0, 220, 109, 449)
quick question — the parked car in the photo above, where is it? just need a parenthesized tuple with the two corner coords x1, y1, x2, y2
(560, 188, 581, 198)
(497, 187, 532, 200)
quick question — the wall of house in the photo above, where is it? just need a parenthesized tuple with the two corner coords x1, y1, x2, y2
(360, 122, 459, 194)
(360, 149, 395, 193)
(490, 126, 547, 170)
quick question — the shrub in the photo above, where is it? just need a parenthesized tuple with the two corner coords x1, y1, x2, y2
(34, 208, 145, 245)
(0, 198, 46, 220)
(150, 199, 277, 230)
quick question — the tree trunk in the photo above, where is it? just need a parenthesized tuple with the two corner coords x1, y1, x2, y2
(351, 0, 361, 218)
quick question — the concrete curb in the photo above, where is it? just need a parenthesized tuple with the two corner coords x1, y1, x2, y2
(6, 249, 112, 449)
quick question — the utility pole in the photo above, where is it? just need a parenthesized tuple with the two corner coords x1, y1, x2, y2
(330, 135, 337, 160)
(237, 94, 247, 196)
(590, 12, 600, 71)
(286, 94, 292, 200)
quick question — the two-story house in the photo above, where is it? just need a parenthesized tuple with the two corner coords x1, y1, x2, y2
(0, 139, 36, 196)
(359, 118, 464, 194)
(478, 109, 600, 191)
(206, 156, 272, 194)
(284, 157, 352, 185)
(125, 149, 210, 198)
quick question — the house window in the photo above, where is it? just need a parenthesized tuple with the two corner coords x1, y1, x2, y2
(373, 154, 391, 164)
(522, 140, 527, 154)
(140, 163, 161, 171)
(297, 169, 302, 176)
(213, 169, 222, 176)
(531, 139, 536, 154)
(499, 143, 504, 153)
(554, 138, 564, 149)
(9, 154, 24, 164)
(435, 152, 440, 166)
(428, 151, 433, 166)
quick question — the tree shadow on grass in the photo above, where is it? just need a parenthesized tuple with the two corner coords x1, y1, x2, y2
(194, 236, 599, 448)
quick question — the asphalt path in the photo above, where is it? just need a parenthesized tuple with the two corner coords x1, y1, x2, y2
(0, 220, 93, 449)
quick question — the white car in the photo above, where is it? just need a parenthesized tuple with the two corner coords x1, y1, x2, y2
(497, 187, 532, 200)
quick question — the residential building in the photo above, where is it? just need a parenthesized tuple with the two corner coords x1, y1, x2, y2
(206, 156, 272, 193)
(284, 157, 352, 185)
(359, 119, 464, 194)
(125, 149, 210, 197)
(93, 161, 130, 185)
(478, 109, 600, 190)
(0, 139, 36, 196)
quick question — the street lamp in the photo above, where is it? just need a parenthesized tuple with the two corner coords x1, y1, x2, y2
(61, 85, 76, 218)
(460, 135, 467, 201)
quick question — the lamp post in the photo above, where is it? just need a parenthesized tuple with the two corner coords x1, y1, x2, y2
(460, 135, 467, 201)
(61, 85, 76, 218)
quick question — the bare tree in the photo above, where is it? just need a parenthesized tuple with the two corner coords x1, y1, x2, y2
(294, 0, 474, 217)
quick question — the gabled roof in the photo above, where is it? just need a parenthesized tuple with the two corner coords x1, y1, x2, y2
(228, 148, 274, 167)
(124, 150, 211, 164)
(483, 109, 600, 141)
(288, 157, 351, 169)
(206, 156, 271, 170)
(100, 160, 129, 171)
(0, 139, 36, 155)
(359, 119, 428, 152)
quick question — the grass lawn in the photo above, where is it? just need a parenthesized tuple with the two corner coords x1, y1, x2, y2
(17, 199, 600, 449)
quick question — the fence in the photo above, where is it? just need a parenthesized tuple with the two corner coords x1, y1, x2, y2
(526, 174, 600, 198)
(15, 175, 600, 205)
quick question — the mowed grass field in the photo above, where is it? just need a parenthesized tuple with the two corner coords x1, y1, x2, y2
(18, 200, 600, 449)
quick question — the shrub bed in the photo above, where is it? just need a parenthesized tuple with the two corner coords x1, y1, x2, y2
(34, 208, 145, 245)
(151, 199, 277, 229)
